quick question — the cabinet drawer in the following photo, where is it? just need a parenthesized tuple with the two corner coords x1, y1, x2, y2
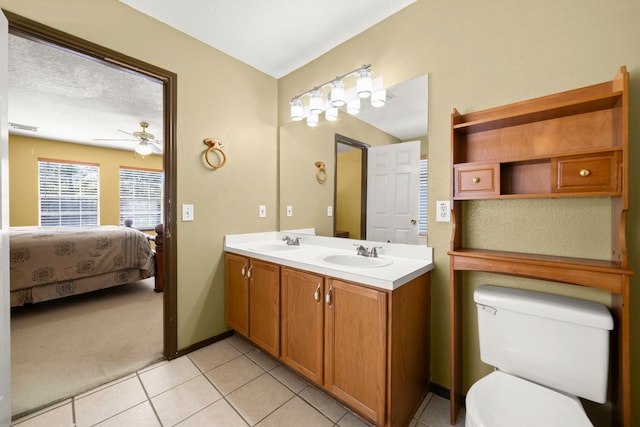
(552, 152, 620, 193)
(454, 164, 499, 198)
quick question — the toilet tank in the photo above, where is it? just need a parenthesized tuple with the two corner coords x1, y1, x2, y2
(474, 285, 613, 403)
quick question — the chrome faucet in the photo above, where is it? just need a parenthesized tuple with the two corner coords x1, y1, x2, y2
(354, 244, 382, 257)
(282, 236, 301, 246)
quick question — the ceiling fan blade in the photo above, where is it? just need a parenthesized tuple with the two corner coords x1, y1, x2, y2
(118, 129, 134, 136)
(92, 138, 136, 141)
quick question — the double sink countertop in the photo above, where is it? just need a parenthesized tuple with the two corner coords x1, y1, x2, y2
(224, 231, 434, 291)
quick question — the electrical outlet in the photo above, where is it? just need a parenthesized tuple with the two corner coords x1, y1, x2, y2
(436, 200, 450, 222)
(327, 206, 333, 217)
(286, 205, 293, 217)
(182, 204, 194, 222)
(259, 205, 266, 218)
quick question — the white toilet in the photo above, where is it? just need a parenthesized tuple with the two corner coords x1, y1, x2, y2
(465, 285, 613, 427)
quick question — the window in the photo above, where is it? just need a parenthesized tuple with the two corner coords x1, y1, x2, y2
(38, 160, 100, 226)
(418, 157, 428, 236)
(120, 168, 163, 229)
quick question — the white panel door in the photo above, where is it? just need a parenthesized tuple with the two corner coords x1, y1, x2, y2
(0, 10, 11, 426)
(366, 141, 420, 244)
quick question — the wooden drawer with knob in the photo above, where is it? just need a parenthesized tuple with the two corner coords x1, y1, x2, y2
(552, 151, 620, 194)
(454, 163, 499, 198)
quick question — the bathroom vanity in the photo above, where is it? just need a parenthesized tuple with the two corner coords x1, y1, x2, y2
(224, 232, 434, 427)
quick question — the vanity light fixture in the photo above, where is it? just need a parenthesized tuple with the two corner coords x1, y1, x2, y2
(290, 64, 386, 127)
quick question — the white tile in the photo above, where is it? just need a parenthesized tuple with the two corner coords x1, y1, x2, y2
(151, 375, 222, 426)
(226, 334, 256, 354)
(418, 394, 461, 427)
(94, 401, 160, 427)
(11, 401, 73, 427)
(205, 355, 265, 395)
(74, 377, 147, 427)
(256, 396, 333, 427)
(188, 340, 242, 372)
(176, 399, 249, 427)
(139, 355, 200, 397)
(227, 373, 294, 425)
(75, 373, 137, 399)
(269, 365, 308, 393)
(299, 386, 348, 422)
(245, 348, 279, 371)
(337, 411, 374, 427)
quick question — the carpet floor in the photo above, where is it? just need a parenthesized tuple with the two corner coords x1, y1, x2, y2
(10, 278, 163, 418)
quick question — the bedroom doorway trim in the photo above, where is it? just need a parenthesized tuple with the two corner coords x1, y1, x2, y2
(4, 11, 179, 359)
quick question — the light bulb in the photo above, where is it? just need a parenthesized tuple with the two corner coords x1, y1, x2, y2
(309, 90, 323, 115)
(330, 80, 346, 107)
(325, 106, 338, 121)
(290, 98, 304, 121)
(371, 76, 386, 107)
(356, 69, 372, 98)
(306, 113, 319, 127)
(347, 97, 361, 115)
(135, 142, 153, 156)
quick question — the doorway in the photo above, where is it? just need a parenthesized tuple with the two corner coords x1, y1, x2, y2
(5, 10, 178, 413)
(334, 134, 369, 240)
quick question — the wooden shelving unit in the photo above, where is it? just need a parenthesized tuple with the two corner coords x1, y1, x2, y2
(448, 67, 632, 426)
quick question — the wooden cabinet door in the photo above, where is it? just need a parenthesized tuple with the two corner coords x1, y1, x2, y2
(225, 253, 249, 336)
(280, 268, 324, 383)
(324, 279, 387, 426)
(249, 259, 280, 357)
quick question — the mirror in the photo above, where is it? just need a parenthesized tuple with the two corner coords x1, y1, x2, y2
(279, 74, 428, 241)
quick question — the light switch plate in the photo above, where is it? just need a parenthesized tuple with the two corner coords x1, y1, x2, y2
(286, 205, 293, 217)
(436, 200, 450, 222)
(182, 204, 194, 222)
(259, 205, 266, 218)
(327, 206, 333, 217)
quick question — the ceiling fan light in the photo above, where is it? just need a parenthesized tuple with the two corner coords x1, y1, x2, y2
(356, 69, 372, 98)
(135, 142, 153, 156)
(330, 80, 346, 107)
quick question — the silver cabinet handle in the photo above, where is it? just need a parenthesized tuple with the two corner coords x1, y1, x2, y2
(241, 264, 247, 277)
(314, 284, 321, 302)
(325, 286, 333, 306)
(246, 265, 253, 279)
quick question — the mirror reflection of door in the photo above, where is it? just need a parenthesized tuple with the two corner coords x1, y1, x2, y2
(334, 134, 369, 240)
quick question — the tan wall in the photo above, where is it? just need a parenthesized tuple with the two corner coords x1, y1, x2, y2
(336, 149, 361, 240)
(0, 0, 279, 348)
(8, 135, 162, 227)
(277, 0, 640, 419)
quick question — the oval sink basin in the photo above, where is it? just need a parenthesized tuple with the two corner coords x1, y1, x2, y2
(320, 254, 392, 268)
(250, 243, 300, 252)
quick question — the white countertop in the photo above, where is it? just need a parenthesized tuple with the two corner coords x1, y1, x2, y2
(224, 231, 434, 290)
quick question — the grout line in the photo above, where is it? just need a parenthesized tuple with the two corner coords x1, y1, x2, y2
(136, 373, 163, 426)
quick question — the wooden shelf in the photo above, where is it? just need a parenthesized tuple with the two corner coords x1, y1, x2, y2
(452, 90, 623, 135)
(449, 66, 631, 426)
(449, 249, 632, 294)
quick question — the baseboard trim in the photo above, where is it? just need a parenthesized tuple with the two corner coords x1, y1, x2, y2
(429, 382, 455, 403)
(174, 330, 235, 358)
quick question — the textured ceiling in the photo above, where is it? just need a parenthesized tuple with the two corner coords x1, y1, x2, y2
(8, 34, 164, 153)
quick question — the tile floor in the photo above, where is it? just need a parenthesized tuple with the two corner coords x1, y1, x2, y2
(12, 334, 465, 427)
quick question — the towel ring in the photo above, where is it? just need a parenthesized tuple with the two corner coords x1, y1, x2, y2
(203, 138, 227, 169)
(315, 161, 326, 183)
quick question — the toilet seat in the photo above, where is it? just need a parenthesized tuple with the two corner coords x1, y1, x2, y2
(465, 371, 593, 427)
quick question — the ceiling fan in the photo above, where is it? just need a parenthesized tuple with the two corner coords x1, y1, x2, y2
(94, 121, 163, 155)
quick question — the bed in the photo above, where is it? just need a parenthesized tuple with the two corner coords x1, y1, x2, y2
(9, 225, 156, 307)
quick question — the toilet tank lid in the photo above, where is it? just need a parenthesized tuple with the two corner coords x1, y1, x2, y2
(474, 285, 613, 330)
